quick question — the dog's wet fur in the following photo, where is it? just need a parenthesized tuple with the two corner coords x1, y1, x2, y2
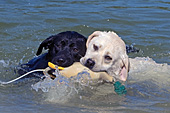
(17, 31, 139, 78)
(17, 31, 87, 78)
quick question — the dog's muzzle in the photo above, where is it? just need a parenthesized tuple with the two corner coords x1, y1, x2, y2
(84, 58, 95, 69)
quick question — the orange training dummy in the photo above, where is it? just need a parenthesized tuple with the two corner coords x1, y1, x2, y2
(46, 62, 113, 82)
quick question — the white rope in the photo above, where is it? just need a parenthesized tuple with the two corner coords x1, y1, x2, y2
(0, 69, 45, 85)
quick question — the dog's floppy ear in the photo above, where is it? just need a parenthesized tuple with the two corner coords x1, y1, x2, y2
(119, 54, 130, 81)
(86, 31, 101, 48)
(36, 36, 55, 56)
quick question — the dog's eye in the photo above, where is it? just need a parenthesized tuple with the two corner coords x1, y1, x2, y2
(61, 41, 66, 46)
(105, 55, 112, 61)
(93, 44, 98, 51)
(69, 43, 75, 47)
(73, 48, 79, 52)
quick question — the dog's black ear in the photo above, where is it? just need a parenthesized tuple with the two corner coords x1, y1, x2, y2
(36, 36, 55, 56)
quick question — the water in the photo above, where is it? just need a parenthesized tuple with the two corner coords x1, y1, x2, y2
(0, 0, 170, 112)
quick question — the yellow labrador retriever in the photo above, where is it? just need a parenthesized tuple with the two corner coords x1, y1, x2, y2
(80, 31, 130, 82)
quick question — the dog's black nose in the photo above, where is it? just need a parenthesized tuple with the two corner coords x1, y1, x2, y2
(85, 58, 95, 69)
(57, 58, 64, 65)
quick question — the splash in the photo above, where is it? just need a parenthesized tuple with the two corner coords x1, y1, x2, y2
(0, 60, 10, 67)
(31, 57, 170, 104)
(31, 70, 94, 103)
(0, 59, 19, 81)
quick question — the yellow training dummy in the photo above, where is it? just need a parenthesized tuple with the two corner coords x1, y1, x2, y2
(46, 62, 114, 82)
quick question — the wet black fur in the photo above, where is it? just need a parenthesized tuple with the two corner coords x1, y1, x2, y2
(17, 31, 87, 78)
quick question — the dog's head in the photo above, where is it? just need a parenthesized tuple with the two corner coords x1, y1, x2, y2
(36, 31, 87, 67)
(80, 31, 130, 81)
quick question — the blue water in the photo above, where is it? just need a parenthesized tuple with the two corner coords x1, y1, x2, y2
(0, 0, 170, 112)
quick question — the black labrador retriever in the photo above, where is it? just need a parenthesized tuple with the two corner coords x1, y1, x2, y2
(17, 31, 139, 78)
(17, 31, 87, 78)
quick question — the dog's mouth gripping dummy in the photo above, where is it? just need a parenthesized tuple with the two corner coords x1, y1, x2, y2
(45, 62, 127, 95)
